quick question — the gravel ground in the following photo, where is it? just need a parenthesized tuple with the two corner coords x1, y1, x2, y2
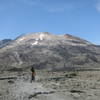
(0, 70, 100, 100)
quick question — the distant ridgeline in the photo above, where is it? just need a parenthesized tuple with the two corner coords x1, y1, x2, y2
(0, 39, 12, 48)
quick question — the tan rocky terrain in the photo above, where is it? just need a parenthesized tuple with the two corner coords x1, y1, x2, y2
(0, 70, 100, 100)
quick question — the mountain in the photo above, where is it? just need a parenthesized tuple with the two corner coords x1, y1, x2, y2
(0, 32, 100, 71)
(0, 39, 12, 48)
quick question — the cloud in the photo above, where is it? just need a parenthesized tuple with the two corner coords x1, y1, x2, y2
(42, 2, 75, 13)
(95, 0, 100, 12)
(14, 0, 78, 13)
(0, 0, 95, 13)
(26, 0, 93, 13)
(96, 2, 100, 12)
(26, 0, 79, 13)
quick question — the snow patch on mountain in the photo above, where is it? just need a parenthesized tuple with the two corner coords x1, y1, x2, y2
(17, 37, 25, 43)
(31, 40, 39, 45)
(39, 33, 46, 40)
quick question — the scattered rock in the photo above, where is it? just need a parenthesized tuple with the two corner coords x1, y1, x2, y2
(65, 71, 78, 78)
(70, 90, 84, 93)
(0, 77, 17, 80)
(28, 91, 55, 99)
(71, 93, 81, 98)
(8, 80, 14, 84)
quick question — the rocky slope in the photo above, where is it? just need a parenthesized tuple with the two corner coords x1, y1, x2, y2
(0, 32, 100, 71)
(0, 39, 12, 48)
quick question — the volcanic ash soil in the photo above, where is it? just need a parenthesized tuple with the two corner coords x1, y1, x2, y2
(0, 70, 100, 100)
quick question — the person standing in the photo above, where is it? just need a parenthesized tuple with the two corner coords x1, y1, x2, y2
(30, 66, 36, 83)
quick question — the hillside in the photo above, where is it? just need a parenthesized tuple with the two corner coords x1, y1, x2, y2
(0, 39, 12, 48)
(0, 32, 100, 71)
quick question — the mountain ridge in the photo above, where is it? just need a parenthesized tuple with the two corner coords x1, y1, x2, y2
(0, 32, 100, 71)
(0, 39, 12, 48)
